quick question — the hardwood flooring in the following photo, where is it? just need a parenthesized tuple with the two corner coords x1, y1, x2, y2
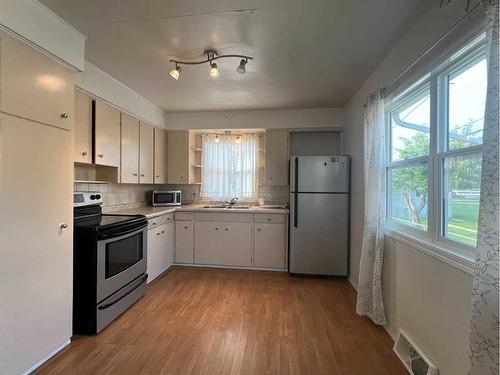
(36, 267, 406, 375)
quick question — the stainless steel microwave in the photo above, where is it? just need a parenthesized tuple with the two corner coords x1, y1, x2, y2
(151, 190, 182, 206)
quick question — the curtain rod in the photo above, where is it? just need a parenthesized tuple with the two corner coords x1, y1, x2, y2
(383, 2, 482, 92)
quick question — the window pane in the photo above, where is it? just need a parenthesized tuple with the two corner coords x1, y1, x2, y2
(389, 164, 428, 231)
(448, 57, 487, 150)
(443, 153, 481, 247)
(390, 89, 430, 161)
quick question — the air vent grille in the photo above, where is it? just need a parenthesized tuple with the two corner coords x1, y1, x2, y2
(393, 329, 438, 375)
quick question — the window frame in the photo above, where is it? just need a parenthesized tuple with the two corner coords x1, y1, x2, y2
(384, 34, 486, 261)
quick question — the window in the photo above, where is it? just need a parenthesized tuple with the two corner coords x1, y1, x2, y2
(386, 35, 486, 255)
(201, 134, 259, 200)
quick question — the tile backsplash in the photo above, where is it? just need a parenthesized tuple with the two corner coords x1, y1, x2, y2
(74, 182, 288, 211)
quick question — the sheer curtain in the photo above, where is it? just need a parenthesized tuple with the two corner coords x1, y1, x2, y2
(469, 1, 499, 373)
(356, 90, 387, 325)
(201, 134, 259, 201)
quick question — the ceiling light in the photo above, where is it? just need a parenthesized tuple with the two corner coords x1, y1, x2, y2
(209, 63, 219, 79)
(235, 136, 241, 144)
(169, 50, 253, 81)
(169, 65, 182, 80)
(214, 135, 220, 143)
(237, 59, 247, 74)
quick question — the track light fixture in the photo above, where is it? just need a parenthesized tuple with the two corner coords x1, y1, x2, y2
(169, 50, 253, 80)
(169, 64, 182, 80)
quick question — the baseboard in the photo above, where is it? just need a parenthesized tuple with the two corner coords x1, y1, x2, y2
(384, 324, 397, 341)
(23, 339, 71, 375)
(173, 263, 288, 272)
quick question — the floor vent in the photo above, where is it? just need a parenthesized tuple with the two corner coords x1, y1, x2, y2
(393, 329, 439, 375)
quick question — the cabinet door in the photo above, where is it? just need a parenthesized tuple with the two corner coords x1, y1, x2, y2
(0, 32, 74, 130)
(139, 122, 154, 184)
(147, 228, 160, 283)
(167, 131, 188, 184)
(120, 113, 140, 183)
(194, 222, 222, 265)
(265, 130, 289, 185)
(74, 90, 92, 163)
(0, 116, 72, 373)
(175, 221, 194, 263)
(254, 223, 286, 269)
(95, 100, 120, 167)
(165, 221, 175, 268)
(154, 128, 167, 184)
(222, 223, 252, 266)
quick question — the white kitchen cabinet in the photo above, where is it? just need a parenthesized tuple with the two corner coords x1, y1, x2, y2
(175, 221, 194, 263)
(74, 90, 92, 163)
(167, 131, 188, 184)
(154, 127, 167, 184)
(265, 130, 289, 185)
(254, 223, 286, 269)
(120, 112, 140, 183)
(0, 31, 74, 130)
(194, 221, 223, 265)
(222, 222, 253, 266)
(147, 221, 174, 283)
(139, 121, 154, 184)
(95, 100, 121, 168)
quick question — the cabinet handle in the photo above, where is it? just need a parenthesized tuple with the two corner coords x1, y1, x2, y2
(141, 174, 145, 177)
(156, 175, 160, 178)
(152, 222, 157, 225)
(161, 230, 165, 234)
(167, 218, 171, 221)
(60, 113, 69, 119)
(224, 228, 229, 231)
(257, 228, 261, 231)
(180, 176, 184, 179)
(184, 226, 188, 229)
(156, 232, 160, 236)
(98, 154, 104, 158)
(214, 227, 219, 231)
(59, 223, 68, 229)
(81, 151, 88, 156)
(133, 173, 138, 176)
(267, 218, 271, 221)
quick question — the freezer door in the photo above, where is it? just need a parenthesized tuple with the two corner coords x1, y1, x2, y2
(289, 192, 348, 276)
(290, 156, 350, 193)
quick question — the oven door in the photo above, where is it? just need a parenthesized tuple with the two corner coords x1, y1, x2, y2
(96, 225, 147, 302)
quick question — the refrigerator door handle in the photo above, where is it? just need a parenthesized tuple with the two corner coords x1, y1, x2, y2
(294, 157, 298, 228)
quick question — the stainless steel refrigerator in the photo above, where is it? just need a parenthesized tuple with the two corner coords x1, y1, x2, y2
(289, 156, 350, 276)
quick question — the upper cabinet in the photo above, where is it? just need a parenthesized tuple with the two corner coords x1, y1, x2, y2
(74, 91, 92, 163)
(167, 131, 189, 184)
(120, 113, 140, 183)
(95, 100, 121, 168)
(154, 128, 167, 184)
(265, 130, 289, 185)
(0, 31, 74, 130)
(139, 122, 154, 184)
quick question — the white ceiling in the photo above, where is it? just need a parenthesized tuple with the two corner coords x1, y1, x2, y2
(40, 0, 431, 112)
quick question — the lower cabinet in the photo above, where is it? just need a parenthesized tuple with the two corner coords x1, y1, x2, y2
(254, 223, 286, 269)
(194, 221, 222, 264)
(147, 221, 174, 283)
(222, 222, 252, 266)
(175, 220, 194, 263)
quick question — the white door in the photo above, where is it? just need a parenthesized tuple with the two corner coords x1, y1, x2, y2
(175, 221, 194, 263)
(120, 113, 140, 183)
(74, 90, 92, 163)
(194, 222, 222, 265)
(0, 116, 72, 374)
(95, 100, 120, 167)
(254, 223, 286, 269)
(222, 223, 252, 266)
(139, 122, 154, 184)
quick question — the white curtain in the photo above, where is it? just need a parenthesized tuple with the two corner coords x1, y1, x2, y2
(469, 1, 499, 374)
(356, 90, 387, 325)
(201, 134, 259, 201)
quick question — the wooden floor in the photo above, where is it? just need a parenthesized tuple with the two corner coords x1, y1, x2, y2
(36, 267, 406, 375)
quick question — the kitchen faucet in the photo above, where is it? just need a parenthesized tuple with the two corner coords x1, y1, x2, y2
(224, 197, 238, 207)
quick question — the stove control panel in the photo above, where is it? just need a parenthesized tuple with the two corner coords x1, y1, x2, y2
(74, 192, 104, 207)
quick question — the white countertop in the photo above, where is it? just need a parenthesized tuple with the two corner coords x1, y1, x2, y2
(112, 204, 289, 219)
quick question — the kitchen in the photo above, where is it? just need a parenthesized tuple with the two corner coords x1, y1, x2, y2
(0, 1, 498, 375)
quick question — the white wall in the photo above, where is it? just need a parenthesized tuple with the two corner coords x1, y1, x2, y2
(164, 107, 345, 130)
(76, 61, 167, 128)
(0, 0, 85, 70)
(344, 1, 480, 374)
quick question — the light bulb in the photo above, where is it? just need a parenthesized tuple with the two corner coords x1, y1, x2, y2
(209, 63, 219, 79)
(235, 136, 241, 144)
(169, 65, 181, 80)
(214, 135, 220, 143)
(236, 59, 247, 74)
